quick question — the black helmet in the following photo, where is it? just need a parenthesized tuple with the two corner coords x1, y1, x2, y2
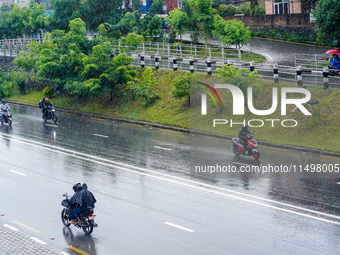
(1, 99, 6, 103)
(73, 183, 82, 192)
(242, 124, 248, 130)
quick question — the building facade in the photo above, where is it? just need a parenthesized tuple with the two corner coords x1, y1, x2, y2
(265, 0, 302, 15)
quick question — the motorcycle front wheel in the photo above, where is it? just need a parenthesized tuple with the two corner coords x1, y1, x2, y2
(8, 119, 12, 126)
(61, 209, 71, 227)
(82, 218, 94, 235)
(52, 114, 57, 123)
(252, 149, 260, 160)
(232, 147, 240, 156)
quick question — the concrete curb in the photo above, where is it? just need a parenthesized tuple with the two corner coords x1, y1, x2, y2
(8, 100, 340, 158)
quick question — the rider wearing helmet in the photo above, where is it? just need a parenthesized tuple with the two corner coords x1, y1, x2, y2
(0, 99, 11, 122)
(238, 124, 252, 153)
(42, 98, 54, 120)
(68, 183, 84, 225)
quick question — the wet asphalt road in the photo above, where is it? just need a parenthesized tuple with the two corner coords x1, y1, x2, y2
(1, 104, 340, 255)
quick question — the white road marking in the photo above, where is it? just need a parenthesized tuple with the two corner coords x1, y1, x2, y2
(45, 124, 58, 128)
(154, 146, 172, 151)
(164, 222, 194, 232)
(10, 170, 26, 176)
(93, 134, 109, 138)
(5, 134, 340, 225)
(4, 224, 18, 231)
(61, 252, 70, 255)
(31, 237, 46, 245)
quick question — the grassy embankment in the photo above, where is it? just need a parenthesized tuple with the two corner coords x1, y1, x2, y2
(9, 69, 340, 152)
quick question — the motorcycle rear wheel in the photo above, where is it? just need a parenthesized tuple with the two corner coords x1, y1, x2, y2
(82, 218, 94, 235)
(232, 147, 240, 156)
(61, 209, 71, 227)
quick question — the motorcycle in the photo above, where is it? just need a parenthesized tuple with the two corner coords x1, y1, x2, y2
(43, 107, 57, 123)
(1, 110, 12, 126)
(61, 193, 97, 235)
(232, 132, 260, 159)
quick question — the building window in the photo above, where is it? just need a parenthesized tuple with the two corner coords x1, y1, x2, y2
(274, 0, 289, 14)
(178, 0, 182, 9)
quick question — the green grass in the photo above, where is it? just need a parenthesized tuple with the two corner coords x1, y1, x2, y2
(9, 69, 340, 152)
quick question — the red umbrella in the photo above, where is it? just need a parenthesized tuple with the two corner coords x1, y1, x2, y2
(325, 49, 340, 54)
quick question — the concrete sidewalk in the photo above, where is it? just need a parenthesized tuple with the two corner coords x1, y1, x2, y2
(0, 222, 65, 255)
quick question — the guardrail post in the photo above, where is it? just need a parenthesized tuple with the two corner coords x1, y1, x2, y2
(221, 46, 224, 62)
(323, 67, 329, 90)
(296, 65, 302, 86)
(227, 59, 233, 66)
(180, 44, 182, 58)
(142, 43, 145, 54)
(209, 47, 211, 58)
(207, 58, 212, 75)
(16, 45, 19, 57)
(190, 57, 194, 73)
(273, 63, 279, 83)
(167, 44, 170, 56)
(9, 44, 12, 57)
(194, 45, 197, 58)
(238, 48, 241, 60)
(173, 56, 177, 71)
(249, 62, 255, 72)
(155, 55, 159, 70)
(140, 55, 145, 68)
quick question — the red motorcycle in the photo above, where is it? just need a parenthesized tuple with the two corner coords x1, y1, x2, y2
(232, 133, 260, 159)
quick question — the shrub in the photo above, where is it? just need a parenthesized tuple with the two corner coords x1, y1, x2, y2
(172, 72, 191, 100)
(125, 68, 160, 106)
(43, 86, 55, 98)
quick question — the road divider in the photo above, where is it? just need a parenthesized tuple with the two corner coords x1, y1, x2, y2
(123, 123, 142, 128)
(5, 134, 340, 225)
(259, 145, 288, 152)
(10, 170, 26, 176)
(93, 134, 109, 138)
(31, 237, 46, 245)
(154, 146, 172, 151)
(164, 222, 195, 233)
(4, 224, 18, 231)
(161, 129, 182, 135)
(61, 112, 76, 116)
(13, 220, 40, 233)
(68, 245, 90, 255)
(90, 117, 106, 122)
(320, 155, 340, 160)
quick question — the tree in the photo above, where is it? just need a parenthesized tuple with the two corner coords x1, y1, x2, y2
(213, 15, 251, 48)
(301, 0, 318, 12)
(313, 0, 340, 46)
(48, 0, 82, 32)
(169, 8, 190, 42)
(189, 0, 216, 39)
(15, 18, 136, 99)
(180, 0, 200, 43)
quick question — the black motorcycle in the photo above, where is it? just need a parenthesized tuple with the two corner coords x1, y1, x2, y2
(1, 110, 12, 126)
(43, 107, 57, 123)
(61, 193, 97, 235)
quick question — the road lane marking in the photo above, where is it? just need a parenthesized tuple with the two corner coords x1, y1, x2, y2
(10, 170, 26, 176)
(61, 112, 76, 116)
(4, 224, 18, 231)
(123, 123, 142, 128)
(93, 133, 109, 138)
(320, 155, 340, 160)
(45, 124, 58, 128)
(13, 221, 40, 233)
(90, 117, 106, 121)
(154, 146, 172, 151)
(164, 222, 194, 233)
(31, 237, 46, 245)
(61, 252, 71, 255)
(259, 145, 288, 151)
(204, 136, 226, 142)
(6, 134, 340, 225)
(161, 129, 183, 135)
(68, 246, 90, 255)
(251, 50, 274, 62)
